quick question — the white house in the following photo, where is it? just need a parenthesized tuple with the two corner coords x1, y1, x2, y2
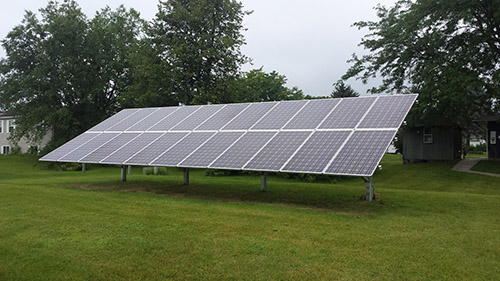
(0, 111, 52, 154)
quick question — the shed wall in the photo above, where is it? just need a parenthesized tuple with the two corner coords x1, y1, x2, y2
(403, 126, 461, 162)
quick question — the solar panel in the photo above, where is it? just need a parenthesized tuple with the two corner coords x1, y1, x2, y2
(147, 106, 201, 131)
(127, 107, 179, 131)
(210, 131, 277, 169)
(40, 94, 417, 178)
(151, 132, 216, 166)
(358, 95, 417, 128)
(179, 132, 244, 168)
(282, 131, 351, 173)
(125, 132, 188, 165)
(318, 97, 376, 129)
(245, 131, 311, 171)
(107, 108, 159, 131)
(251, 100, 307, 130)
(195, 103, 250, 131)
(88, 109, 137, 131)
(59, 133, 119, 162)
(283, 99, 340, 130)
(39, 133, 99, 161)
(100, 133, 163, 164)
(171, 105, 224, 131)
(325, 130, 396, 176)
(80, 133, 140, 163)
(222, 102, 277, 130)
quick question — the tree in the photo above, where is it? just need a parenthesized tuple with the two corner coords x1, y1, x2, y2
(147, 0, 251, 105)
(343, 0, 500, 128)
(0, 0, 144, 146)
(231, 68, 305, 102)
(331, 80, 359, 98)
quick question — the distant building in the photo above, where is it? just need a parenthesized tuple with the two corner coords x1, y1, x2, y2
(475, 115, 500, 159)
(0, 111, 52, 154)
(402, 120, 462, 163)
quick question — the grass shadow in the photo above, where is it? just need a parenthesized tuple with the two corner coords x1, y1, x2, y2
(68, 173, 389, 216)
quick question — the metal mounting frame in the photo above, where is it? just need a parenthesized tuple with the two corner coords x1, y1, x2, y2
(362, 176, 375, 201)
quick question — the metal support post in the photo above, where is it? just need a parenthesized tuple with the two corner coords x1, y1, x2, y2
(261, 173, 267, 192)
(183, 168, 189, 185)
(121, 165, 127, 182)
(127, 165, 132, 175)
(82, 163, 86, 173)
(362, 176, 374, 201)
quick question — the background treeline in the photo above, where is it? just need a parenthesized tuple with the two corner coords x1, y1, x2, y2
(0, 0, 312, 149)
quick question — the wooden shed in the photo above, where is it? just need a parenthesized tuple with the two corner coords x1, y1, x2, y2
(475, 115, 500, 159)
(402, 124, 462, 163)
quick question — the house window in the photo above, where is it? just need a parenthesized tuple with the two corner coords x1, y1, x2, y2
(423, 127, 433, 144)
(2, 146, 10, 155)
(7, 120, 15, 133)
(0, 120, 2, 133)
(491, 131, 497, 145)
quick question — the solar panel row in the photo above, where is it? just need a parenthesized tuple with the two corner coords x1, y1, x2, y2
(40, 94, 417, 176)
(41, 129, 398, 176)
(85, 96, 410, 133)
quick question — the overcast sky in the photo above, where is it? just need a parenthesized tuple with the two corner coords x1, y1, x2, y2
(0, 0, 396, 97)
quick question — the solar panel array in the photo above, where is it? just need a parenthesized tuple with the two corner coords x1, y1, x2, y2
(40, 94, 417, 177)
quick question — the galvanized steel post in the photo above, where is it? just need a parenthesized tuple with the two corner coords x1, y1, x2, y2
(121, 165, 127, 182)
(183, 168, 189, 185)
(261, 173, 267, 192)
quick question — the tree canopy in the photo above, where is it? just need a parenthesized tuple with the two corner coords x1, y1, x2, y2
(0, 0, 144, 146)
(331, 81, 359, 98)
(343, 0, 500, 127)
(0, 0, 307, 149)
(147, 0, 251, 105)
(231, 68, 304, 102)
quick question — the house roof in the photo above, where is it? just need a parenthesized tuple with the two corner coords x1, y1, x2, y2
(0, 111, 17, 118)
(474, 114, 500, 122)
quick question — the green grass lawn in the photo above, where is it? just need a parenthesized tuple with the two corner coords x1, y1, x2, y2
(471, 159, 500, 174)
(1, 154, 499, 280)
(465, 152, 487, 158)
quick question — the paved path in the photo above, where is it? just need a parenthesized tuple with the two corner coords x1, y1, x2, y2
(451, 158, 500, 178)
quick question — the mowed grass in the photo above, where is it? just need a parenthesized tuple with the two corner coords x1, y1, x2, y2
(0, 155, 499, 280)
(471, 159, 500, 174)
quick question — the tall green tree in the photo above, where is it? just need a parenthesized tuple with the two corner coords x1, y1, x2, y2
(148, 0, 251, 105)
(0, 0, 144, 146)
(331, 80, 359, 98)
(231, 68, 305, 102)
(343, 0, 500, 128)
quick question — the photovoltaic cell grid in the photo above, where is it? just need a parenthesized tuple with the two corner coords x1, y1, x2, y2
(89, 109, 137, 131)
(284, 99, 340, 130)
(282, 131, 351, 173)
(172, 105, 224, 130)
(358, 95, 417, 129)
(39, 133, 98, 161)
(318, 97, 376, 129)
(81, 133, 140, 163)
(245, 131, 311, 171)
(100, 133, 163, 164)
(251, 100, 307, 130)
(107, 108, 158, 131)
(125, 132, 188, 165)
(147, 106, 201, 131)
(195, 103, 250, 131)
(326, 130, 396, 176)
(210, 131, 277, 169)
(222, 102, 277, 130)
(179, 132, 244, 168)
(59, 133, 119, 162)
(40, 94, 417, 177)
(127, 107, 179, 131)
(151, 132, 215, 166)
